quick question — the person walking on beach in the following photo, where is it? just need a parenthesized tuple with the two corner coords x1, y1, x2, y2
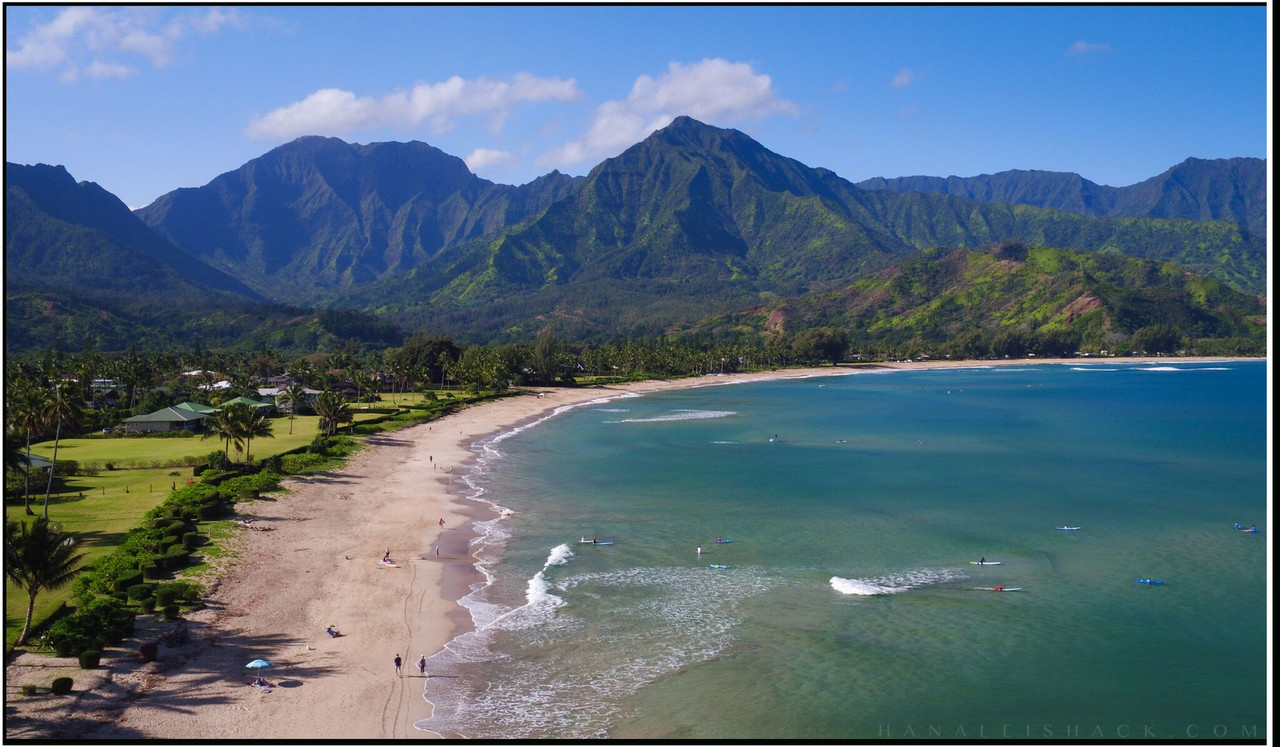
(417, 655, 427, 677)
(394, 654, 402, 676)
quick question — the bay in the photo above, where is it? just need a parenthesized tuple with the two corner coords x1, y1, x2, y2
(417, 361, 1267, 740)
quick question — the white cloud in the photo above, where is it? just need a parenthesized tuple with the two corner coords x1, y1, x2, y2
(890, 67, 915, 88)
(245, 74, 581, 140)
(86, 60, 137, 80)
(1067, 40, 1114, 57)
(536, 58, 797, 171)
(5, 7, 248, 80)
(465, 148, 518, 173)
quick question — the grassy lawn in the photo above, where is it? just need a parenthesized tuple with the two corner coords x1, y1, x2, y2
(25, 410, 394, 468)
(5, 467, 174, 649)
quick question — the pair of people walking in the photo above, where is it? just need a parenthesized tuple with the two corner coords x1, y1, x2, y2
(395, 654, 428, 677)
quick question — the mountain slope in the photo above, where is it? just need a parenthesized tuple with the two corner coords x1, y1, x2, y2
(135, 137, 582, 302)
(4, 162, 400, 355)
(710, 243, 1265, 350)
(857, 157, 1267, 235)
(5, 163, 262, 301)
(357, 117, 1264, 340)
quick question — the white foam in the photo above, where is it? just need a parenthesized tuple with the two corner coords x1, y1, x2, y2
(830, 568, 967, 596)
(1070, 367, 1119, 372)
(609, 409, 737, 423)
(480, 544, 575, 632)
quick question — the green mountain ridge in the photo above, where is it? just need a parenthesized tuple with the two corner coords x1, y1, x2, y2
(4, 117, 1266, 355)
(135, 137, 582, 302)
(856, 156, 1267, 236)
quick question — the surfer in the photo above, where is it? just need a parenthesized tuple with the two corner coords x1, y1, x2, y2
(592, 537, 597, 545)
(994, 585, 1004, 591)
(696, 546, 702, 556)
(979, 556, 986, 565)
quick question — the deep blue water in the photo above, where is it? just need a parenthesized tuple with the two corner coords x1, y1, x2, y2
(417, 362, 1267, 739)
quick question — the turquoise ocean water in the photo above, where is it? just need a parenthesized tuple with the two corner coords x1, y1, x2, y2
(415, 362, 1268, 740)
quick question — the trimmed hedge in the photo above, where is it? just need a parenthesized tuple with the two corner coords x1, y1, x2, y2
(114, 570, 144, 592)
(79, 650, 101, 669)
(51, 677, 73, 695)
(126, 583, 153, 602)
(161, 604, 180, 620)
(153, 586, 179, 608)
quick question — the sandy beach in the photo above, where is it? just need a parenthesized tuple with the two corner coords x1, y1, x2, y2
(2, 357, 1253, 740)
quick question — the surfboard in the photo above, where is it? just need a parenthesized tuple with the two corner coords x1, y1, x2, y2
(1057, 526, 1082, 530)
(714, 539, 733, 544)
(969, 561, 1001, 565)
(710, 564, 730, 569)
(1133, 578, 1164, 584)
(592, 541, 613, 546)
(986, 587, 1021, 592)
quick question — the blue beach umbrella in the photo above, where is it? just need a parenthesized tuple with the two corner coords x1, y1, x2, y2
(245, 658, 272, 669)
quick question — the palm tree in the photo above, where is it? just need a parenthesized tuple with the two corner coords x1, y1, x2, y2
(201, 407, 243, 465)
(313, 390, 353, 437)
(231, 405, 275, 464)
(278, 383, 309, 435)
(40, 381, 84, 519)
(10, 385, 50, 516)
(4, 517, 86, 646)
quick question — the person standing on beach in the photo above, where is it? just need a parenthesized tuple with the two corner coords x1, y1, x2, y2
(394, 654, 402, 676)
(417, 655, 427, 677)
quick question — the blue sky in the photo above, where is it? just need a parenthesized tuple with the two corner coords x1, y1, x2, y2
(4, 5, 1270, 209)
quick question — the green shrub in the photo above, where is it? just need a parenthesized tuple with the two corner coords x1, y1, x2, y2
(50, 677, 73, 695)
(142, 561, 164, 580)
(115, 570, 144, 592)
(161, 580, 203, 602)
(154, 586, 179, 608)
(164, 547, 190, 568)
(182, 532, 200, 550)
(280, 452, 329, 474)
(161, 604, 180, 620)
(138, 596, 156, 613)
(126, 583, 153, 602)
(78, 650, 102, 668)
(196, 503, 221, 520)
(47, 622, 89, 657)
(21, 683, 37, 696)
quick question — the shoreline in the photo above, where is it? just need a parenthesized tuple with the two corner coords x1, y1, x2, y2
(3, 356, 1259, 740)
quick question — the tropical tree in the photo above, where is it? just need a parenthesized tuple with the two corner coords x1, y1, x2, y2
(4, 517, 86, 646)
(202, 407, 243, 464)
(40, 381, 84, 519)
(10, 385, 50, 516)
(231, 404, 275, 463)
(314, 390, 353, 437)
(278, 383, 310, 434)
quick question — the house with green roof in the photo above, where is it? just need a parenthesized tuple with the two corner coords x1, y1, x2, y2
(173, 401, 219, 415)
(120, 406, 210, 433)
(219, 396, 275, 413)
